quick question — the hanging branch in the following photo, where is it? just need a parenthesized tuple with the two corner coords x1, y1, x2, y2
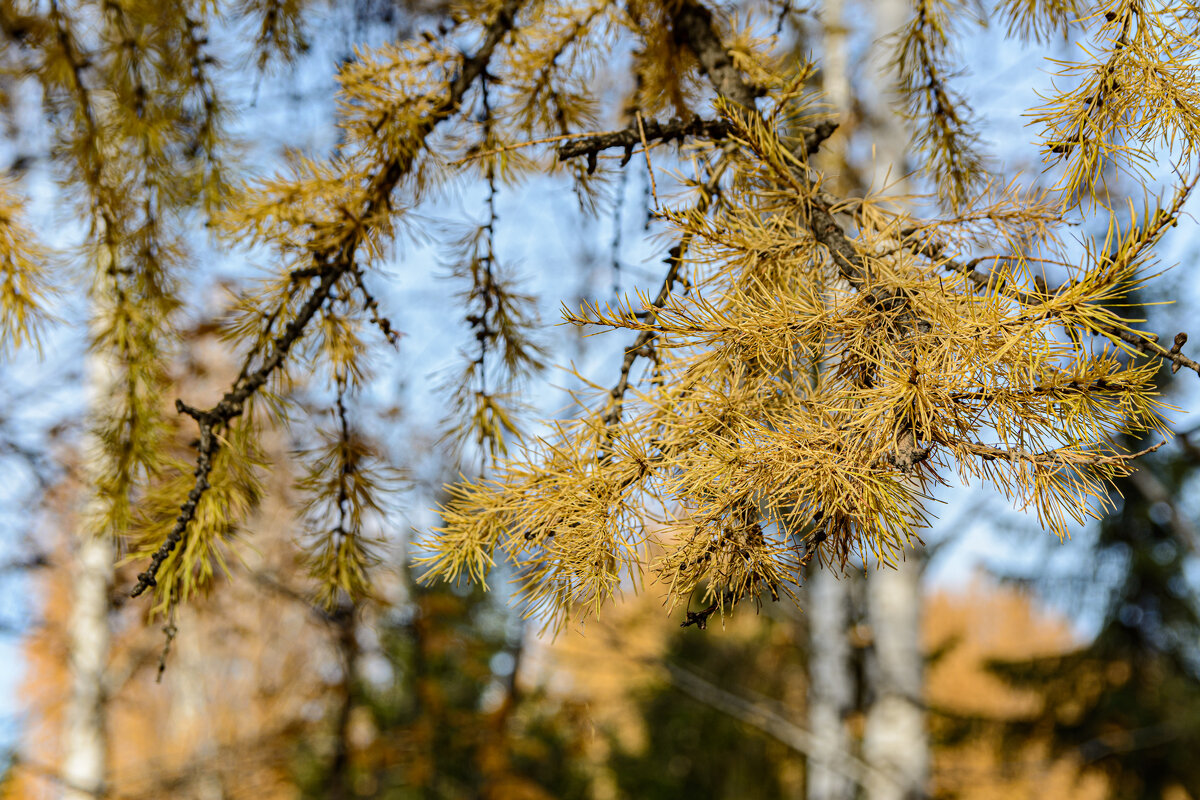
(131, 0, 525, 598)
(894, 0, 986, 206)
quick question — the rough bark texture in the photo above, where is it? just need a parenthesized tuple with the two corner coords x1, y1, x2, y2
(670, 1, 759, 109)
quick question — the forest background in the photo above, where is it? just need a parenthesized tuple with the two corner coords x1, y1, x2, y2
(0, 0, 1197, 798)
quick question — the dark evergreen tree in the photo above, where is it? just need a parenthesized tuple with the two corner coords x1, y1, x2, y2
(608, 615, 806, 799)
(296, 578, 594, 800)
(987, 306, 1200, 798)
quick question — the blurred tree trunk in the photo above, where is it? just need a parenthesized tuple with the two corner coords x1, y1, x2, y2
(62, 449, 112, 800)
(806, 564, 855, 800)
(804, 5, 858, 798)
(864, 557, 926, 800)
(62, 533, 111, 800)
(63, 326, 116, 800)
(323, 602, 360, 800)
(860, 2, 928, 794)
(174, 611, 226, 800)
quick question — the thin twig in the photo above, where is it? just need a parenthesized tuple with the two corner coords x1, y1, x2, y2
(954, 438, 1164, 466)
(635, 111, 660, 209)
(600, 155, 729, 434)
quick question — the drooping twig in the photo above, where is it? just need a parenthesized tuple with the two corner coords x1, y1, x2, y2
(600, 157, 727, 433)
(132, 0, 525, 598)
(155, 614, 178, 683)
(350, 266, 400, 348)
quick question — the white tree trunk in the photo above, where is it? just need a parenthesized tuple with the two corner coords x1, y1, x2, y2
(863, 557, 926, 800)
(862, 0, 928, 795)
(805, 5, 857, 799)
(62, 320, 115, 800)
(173, 613, 225, 800)
(61, 531, 111, 800)
(806, 564, 855, 800)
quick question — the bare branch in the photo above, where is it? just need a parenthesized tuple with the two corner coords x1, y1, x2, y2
(659, 659, 924, 797)
(557, 116, 732, 164)
(955, 438, 1164, 467)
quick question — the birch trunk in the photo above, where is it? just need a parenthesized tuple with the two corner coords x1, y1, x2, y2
(863, 558, 926, 800)
(173, 613, 225, 800)
(805, 4, 857, 799)
(62, 312, 116, 800)
(862, 0, 929, 795)
(61, 530, 111, 800)
(806, 564, 855, 800)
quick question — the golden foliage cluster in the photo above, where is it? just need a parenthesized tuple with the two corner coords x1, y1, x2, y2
(0, 180, 53, 353)
(0, 0, 1196, 621)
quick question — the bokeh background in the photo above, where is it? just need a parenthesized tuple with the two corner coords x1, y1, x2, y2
(0, 1, 1197, 798)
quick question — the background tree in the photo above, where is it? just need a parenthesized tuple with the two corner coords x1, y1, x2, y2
(983, 329, 1200, 799)
(294, 579, 595, 800)
(542, 579, 1115, 799)
(607, 615, 807, 799)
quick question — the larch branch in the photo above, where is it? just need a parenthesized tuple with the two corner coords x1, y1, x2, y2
(131, 0, 525, 598)
(957, 439, 1164, 467)
(557, 116, 732, 165)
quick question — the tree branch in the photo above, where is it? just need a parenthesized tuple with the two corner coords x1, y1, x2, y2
(557, 116, 731, 166)
(953, 438, 1164, 467)
(659, 659, 923, 797)
(557, 116, 838, 172)
(131, 0, 525, 598)
(669, 0, 759, 109)
(594, 0, 849, 436)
